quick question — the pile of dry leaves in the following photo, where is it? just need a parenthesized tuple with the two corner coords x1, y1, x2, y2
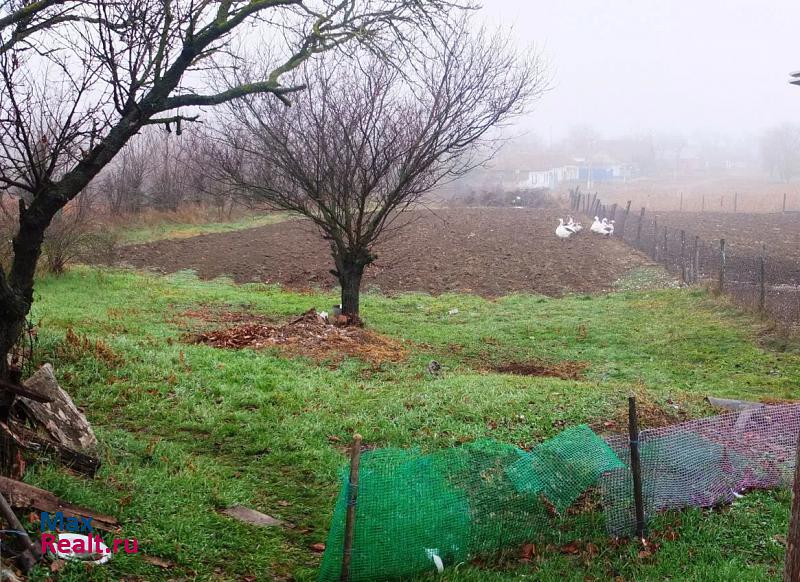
(189, 309, 407, 365)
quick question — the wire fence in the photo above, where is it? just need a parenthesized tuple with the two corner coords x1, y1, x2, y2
(601, 403, 800, 537)
(569, 191, 800, 330)
(318, 404, 800, 581)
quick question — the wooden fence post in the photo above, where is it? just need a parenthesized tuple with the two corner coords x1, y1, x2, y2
(734, 191, 738, 213)
(702, 194, 705, 213)
(680, 230, 686, 284)
(341, 434, 363, 582)
(785, 429, 800, 581)
(693, 235, 700, 283)
(784, 192, 788, 214)
(610, 203, 618, 222)
(718, 239, 726, 294)
(679, 192, 683, 212)
(628, 396, 647, 540)
(662, 227, 668, 264)
(636, 207, 645, 243)
(621, 200, 632, 238)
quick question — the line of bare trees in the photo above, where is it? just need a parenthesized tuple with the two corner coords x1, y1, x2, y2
(0, 0, 480, 478)
(98, 127, 233, 215)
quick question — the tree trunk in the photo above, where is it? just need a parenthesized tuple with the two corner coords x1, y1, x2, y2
(332, 249, 371, 322)
(339, 263, 365, 320)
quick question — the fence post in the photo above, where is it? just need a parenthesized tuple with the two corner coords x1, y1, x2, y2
(341, 434, 363, 582)
(718, 238, 726, 294)
(636, 207, 645, 243)
(628, 396, 647, 540)
(784, 431, 800, 582)
(679, 192, 683, 212)
(680, 230, 686, 284)
(693, 235, 700, 283)
(759, 244, 766, 317)
(734, 192, 738, 213)
(784, 192, 788, 214)
(701, 194, 705, 213)
(663, 227, 668, 265)
(610, 203, 618, 221)
(621, 200, 632, 238)
(652, 217, 659, 260)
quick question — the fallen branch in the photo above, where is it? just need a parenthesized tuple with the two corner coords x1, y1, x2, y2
(0, 476, 118, 531)
(0, 422, 100, 477)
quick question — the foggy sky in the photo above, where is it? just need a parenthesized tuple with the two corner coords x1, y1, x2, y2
(480, 1, 800, 141)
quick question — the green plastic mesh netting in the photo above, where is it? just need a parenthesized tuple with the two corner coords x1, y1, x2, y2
(317, 425, 624, 581)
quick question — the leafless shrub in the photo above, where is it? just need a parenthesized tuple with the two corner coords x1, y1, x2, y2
(41, 205, 117, 275)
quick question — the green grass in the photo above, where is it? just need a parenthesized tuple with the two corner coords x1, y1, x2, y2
(116, 213, 291, 245)
(19, 266, 800, 581)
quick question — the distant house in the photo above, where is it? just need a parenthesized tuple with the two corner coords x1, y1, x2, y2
(515, 155, 582, 189)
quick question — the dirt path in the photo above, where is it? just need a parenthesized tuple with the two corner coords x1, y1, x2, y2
(115, 208, 650, 297)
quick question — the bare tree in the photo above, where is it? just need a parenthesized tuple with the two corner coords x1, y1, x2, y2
(761, 123, 800, 182)
(213, 23, 547, 321)
(0, 1, 468, 385)
(101, 134, 149, 214)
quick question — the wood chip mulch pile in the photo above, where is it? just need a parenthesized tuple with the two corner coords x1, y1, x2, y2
(188, 309, 407, 365)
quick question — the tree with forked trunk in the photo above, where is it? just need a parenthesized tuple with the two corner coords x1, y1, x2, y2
(0, 0, 469, 438)
(212, 21, 547, 321)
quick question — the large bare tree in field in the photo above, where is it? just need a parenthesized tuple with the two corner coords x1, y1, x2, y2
(0, 0, 467, 386)
(213, 23, 547, 321)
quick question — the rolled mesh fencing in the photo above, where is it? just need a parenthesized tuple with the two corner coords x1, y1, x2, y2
(318, 405, 800, 581)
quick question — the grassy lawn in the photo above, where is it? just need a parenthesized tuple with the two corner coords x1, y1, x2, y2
(115, 213, 291, 245)
(20, 266, 800, 581)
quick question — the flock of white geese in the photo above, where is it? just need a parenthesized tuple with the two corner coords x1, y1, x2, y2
(555, 216, 615, 239)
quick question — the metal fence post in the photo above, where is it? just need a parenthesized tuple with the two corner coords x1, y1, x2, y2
(636, 207, 645, 243)
(628, 396, 647, 540)
(680, 230, 686, 284)
(652, 217, 659, 260)
(759, 244, 766, 317)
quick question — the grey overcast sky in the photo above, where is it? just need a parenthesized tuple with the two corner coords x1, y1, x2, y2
(479, 0, 800, 140)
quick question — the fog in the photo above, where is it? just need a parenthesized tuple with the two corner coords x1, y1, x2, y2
(479, 1, 800, 141)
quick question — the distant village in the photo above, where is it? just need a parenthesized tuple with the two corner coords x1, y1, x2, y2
(451, 133, 758, 197)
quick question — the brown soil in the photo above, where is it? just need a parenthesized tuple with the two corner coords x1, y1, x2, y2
(188, 309, 406, 365)
(116, 208, 649, 297)
(490, 360, 587, 380)
(653, 211, 800, 261)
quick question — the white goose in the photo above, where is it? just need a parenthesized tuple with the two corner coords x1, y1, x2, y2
(565, 216, 582, 234)
(555, 218, 572, 239)
(590, 216, 604, 233)
(601, 220, 615, 236)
